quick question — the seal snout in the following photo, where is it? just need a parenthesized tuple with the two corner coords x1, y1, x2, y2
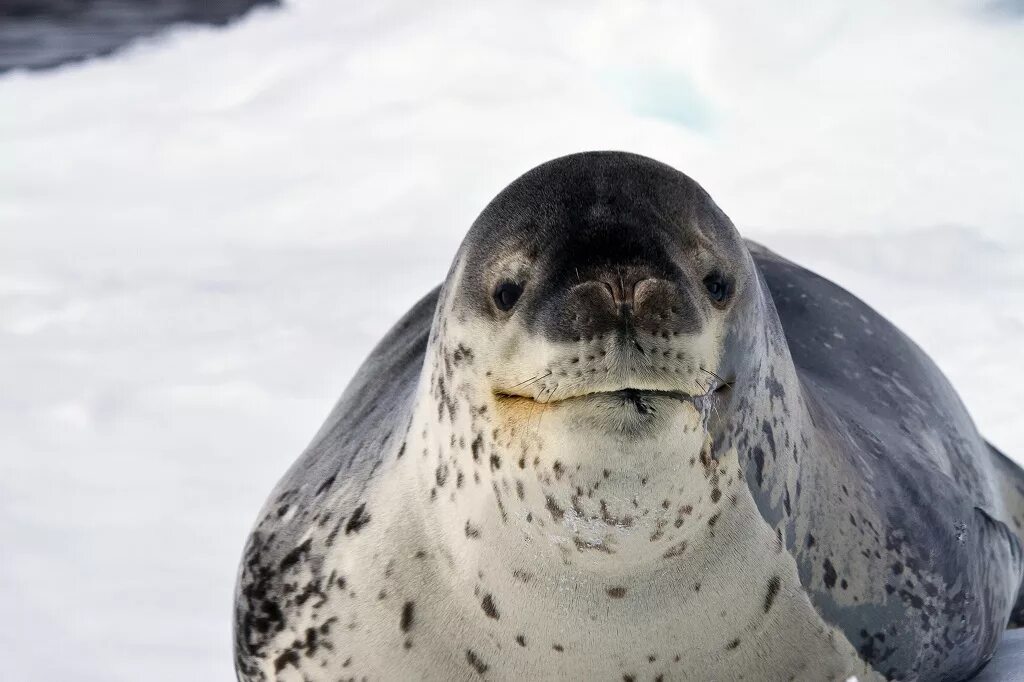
(592, 268, 653, 312)
(563, 266, 701, 344)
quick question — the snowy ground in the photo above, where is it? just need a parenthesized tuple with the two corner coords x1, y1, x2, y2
(1, 1, 1023, 679)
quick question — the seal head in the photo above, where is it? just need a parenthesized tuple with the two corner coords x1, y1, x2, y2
(425, 152, 767, 565)
(456, 151, 747, 426)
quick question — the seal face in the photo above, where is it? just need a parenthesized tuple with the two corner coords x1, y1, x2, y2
(234, 152, 1024, 682)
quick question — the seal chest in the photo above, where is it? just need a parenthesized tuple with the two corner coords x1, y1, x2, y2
(234, 152, 1024, 682)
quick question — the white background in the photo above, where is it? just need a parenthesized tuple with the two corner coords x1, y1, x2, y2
(1, 1, 1022, 679)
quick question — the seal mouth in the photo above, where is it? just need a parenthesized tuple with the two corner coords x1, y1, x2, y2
(574, 388, 693, 416)
(494, 383, 730, 407)
(580, 388, 693, 403)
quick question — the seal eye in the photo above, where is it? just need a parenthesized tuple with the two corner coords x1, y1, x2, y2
(703, 272, 733, 305)
(493, 281, 524, 311)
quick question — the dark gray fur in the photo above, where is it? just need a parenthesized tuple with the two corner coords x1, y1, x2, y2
(745, 242, 1024, 680)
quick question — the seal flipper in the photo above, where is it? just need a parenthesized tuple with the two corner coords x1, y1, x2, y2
(986, 441, 1024, 627)
(958, 506, 1024, 680)
(969, 629, 1024, 682)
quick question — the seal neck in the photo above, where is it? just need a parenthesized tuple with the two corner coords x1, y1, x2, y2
(707, 258, 821, 544)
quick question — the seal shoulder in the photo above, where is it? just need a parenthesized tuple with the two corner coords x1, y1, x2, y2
(748, 239, 989, 486)
(270, 284, 439, 511)
(748, 238, 1023, 508)
(234, 286, 439, 679)
(747, 239, 962, 425)
(747, 239, 1024, 676)
(748, 237, 1024, 537)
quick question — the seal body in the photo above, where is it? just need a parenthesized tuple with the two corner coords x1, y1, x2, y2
(234, 152, 1024, 681)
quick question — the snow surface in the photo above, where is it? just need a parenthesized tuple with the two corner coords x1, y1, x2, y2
(1, 1, 1022, 679)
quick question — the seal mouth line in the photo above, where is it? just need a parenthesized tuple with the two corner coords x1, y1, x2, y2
(495, 387, 700, 405)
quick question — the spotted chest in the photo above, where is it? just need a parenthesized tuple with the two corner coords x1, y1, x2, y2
(249, 390, 879, 682)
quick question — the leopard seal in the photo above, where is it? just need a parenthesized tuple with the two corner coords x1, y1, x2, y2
(233, 151, 1024, 681)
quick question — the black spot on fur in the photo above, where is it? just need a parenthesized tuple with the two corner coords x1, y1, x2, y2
(899, 589, 924, 609)
(512, 569, 532, 582)
(278, 538, 311, 572)
(471, 434, 484, 461)
(751, 446, 766, 487)
(315, 474, 335, 496)
(607, 586, 627, 598)
(823, 558, 838, 589)
(273, 649, 299, 673)
(726, 638, 741, 650)
(516, 634, 526, 647)
(764, 576, 781, 613)
(663, 541, 687, 559)
(453, 344, 475, 364)
(400, 601, 415, 632)
(466, 649, 488, 675)
(545, 495, 565, 522)
(345, 503, 370, 534)
(492, 482, 508, 523)
(481, 593, 500, 619)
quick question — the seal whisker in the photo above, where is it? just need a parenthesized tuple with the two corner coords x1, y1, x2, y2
(507, 370, 553, 392)
(699, 366, 726, 385)
(698, 366, 734, 395)
(535, 381, 560, 439)
(525, 384, 542, 428)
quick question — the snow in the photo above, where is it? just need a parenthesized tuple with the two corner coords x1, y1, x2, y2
(1, 1, 1022, 679)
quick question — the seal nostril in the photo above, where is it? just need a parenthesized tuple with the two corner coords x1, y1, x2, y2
(600, 282, 617, 306)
